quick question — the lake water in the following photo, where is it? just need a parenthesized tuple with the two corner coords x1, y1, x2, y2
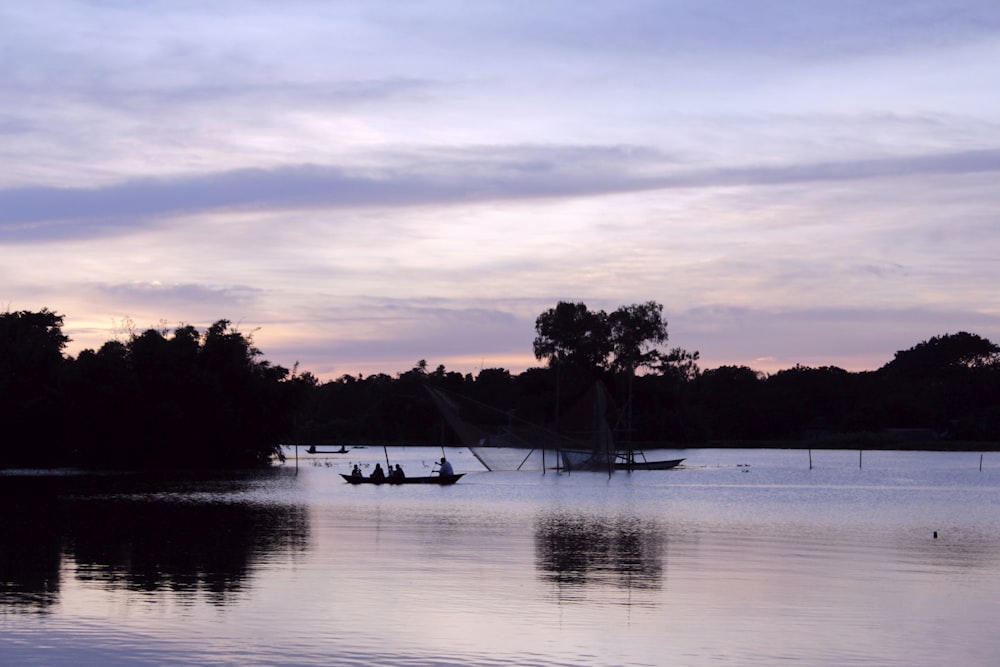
(3, 447, 1000, 666)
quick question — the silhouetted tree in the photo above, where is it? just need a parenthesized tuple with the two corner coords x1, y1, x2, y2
(606, 302, 671, 443)
(658, 347, 701, 382)
(697, 365, 767, 440)
(533, 302, 610, 373)
(471, 367, 515, 410)
(8, 306, 1000, 466)
(608, 302, 669, 374)
(879, 332, 1000, 437)
(63, 320, 293, 468)
(66, 339, 140, 463)
(194, 320, 292, 466)
(884, 332, 999, 376)
(762, 365, 857, 439)
(0, 309, 71, 465)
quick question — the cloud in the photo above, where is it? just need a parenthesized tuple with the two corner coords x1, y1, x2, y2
(279, 1, 1000, 64)
(96, 281, 262, 309)
(4, 145, 999, 243)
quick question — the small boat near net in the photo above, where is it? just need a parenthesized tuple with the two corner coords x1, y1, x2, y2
(557, 449, 684, 472)
(426, 385, 685, 473)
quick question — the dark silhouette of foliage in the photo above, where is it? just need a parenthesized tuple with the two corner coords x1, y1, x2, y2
(695, 365, 768, 440)
(533, 301, 610, 374)
(3, 308, 999, 470)
(878, 332, 1000, 438)
(293, 327, 1000, 447)
(532, 301, 673, 377)
(760, 365, 859, 439)
(885, 332, 1000, 375)
(4, 312, 295, 469)
(608, 301, 669, 374)
(0, 309, 71, 465)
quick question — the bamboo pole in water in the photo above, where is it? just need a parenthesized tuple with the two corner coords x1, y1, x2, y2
(516, 448, 534, 471)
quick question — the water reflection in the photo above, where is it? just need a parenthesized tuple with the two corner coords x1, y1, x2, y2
(534, 511, 665, 600)
(0, 470, 309, 612)
(895, 526, 1000, 576)
(0, 476, 63, 611)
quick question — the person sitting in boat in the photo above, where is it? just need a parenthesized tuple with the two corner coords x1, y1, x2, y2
(437, 457, 454, 476)
(391, 464, 405, 479)
(371, 463, 386, 480)
(351, 464, 363, 478)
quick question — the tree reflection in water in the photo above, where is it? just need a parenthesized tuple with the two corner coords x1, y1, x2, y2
(534, 511, 665, 601)
(0, 476, 63, 611)
(0, 471, 309, 612)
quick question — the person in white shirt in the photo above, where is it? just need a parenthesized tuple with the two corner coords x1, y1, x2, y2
(437, 457, 454, 476)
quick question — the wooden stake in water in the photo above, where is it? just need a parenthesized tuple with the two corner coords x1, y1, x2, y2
(981, 454, 984, 472)
(808, 449, 813, 470)
(859, 449, 863, 469)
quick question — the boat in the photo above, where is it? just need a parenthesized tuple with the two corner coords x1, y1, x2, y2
(625, 458, 684, 471)
(558, 448, 684, 471)
(340, 473, 465, 485)
(306, 444, 350, 454)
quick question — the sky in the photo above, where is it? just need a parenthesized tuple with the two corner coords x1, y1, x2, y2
(3, 0, 1000, 380)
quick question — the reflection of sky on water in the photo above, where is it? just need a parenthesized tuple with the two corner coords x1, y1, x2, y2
(4, 448, 1000, 666)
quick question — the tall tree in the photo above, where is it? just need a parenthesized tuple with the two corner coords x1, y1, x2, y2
(0, 308, 69, 390)
(697, 365, 768, 440)
(0, 309, 71, 465)
(659, 347, 701, 382)
(64, 320, 294, 468)
(884, 332, 1000, 376)
(533, 301, 610, 372)
(606, 301, 669, 445)
(608, 301, 669, 374)
(880, 332, 1000, 435)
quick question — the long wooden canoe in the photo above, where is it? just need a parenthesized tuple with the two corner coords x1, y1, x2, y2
(340, 473, 465, 485)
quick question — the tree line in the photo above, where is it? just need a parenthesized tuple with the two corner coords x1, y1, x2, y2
(1, 309, 308, 468)
(3, 304, 999, 468)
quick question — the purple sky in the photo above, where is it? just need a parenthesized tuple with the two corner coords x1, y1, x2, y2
(3, 1, 1000, 379)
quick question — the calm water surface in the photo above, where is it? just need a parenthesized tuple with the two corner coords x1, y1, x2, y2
(3, 447, 1000, 666)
